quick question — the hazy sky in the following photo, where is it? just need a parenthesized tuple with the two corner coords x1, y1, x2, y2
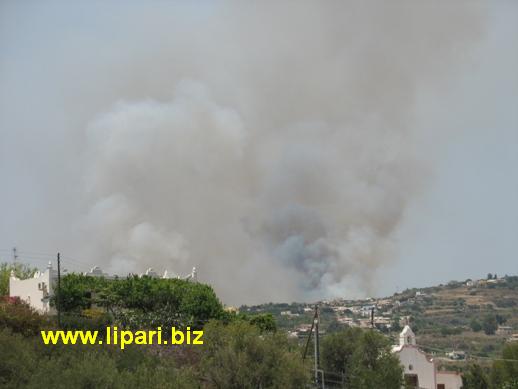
(0, 1, 516, 304)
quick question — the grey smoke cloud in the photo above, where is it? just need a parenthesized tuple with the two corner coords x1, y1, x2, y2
(0, 1, 487, 304)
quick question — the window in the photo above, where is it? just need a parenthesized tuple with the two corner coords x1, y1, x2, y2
(404, 374, 418, 389)
(408, 364, 413, 371)
(437, 384, 445, 389)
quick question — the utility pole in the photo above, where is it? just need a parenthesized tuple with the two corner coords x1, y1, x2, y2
(12, 247, 18, 263)
(302, 305, 322, 388)
(303, 308, 316, 362)
(371, 307, 375, 329)
(314, 305, 320, 387)
(57, 252, 61, 328)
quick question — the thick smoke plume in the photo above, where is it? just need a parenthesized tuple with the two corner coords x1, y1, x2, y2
(1, 2, 486, 304)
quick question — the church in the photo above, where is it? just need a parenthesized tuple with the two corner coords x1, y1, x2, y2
(392, 325, 463, 389)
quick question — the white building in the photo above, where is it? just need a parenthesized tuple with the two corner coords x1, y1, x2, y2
(392, 325, 462, 389)
(10, 263, 198, 314)
(9, 261, 57, 314)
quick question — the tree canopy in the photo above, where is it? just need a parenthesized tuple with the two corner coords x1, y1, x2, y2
(321, 327, 404, 389)
(53, 274, 226, 330)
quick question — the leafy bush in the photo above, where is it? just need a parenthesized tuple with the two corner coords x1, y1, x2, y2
(462, 364, 490, 389)
(200, 320, 309, 388)
(470, 318, 482, 332)
(482, 315, 498, 335)
(0, 328, 39, 388)
(0, 298, 48, 336)
(0, 327, 199, 389)
(60, 311, 112, 333)
(491, 342, 518, 388)
(53, 274, 225, 330)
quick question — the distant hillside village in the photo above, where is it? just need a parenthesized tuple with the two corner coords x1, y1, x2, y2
(8, 261, 197, 314)
(239, 273, 518, 388)
(242, 274, 518, 342)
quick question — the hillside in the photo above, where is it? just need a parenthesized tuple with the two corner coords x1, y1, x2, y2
(241, 275, 518, 361)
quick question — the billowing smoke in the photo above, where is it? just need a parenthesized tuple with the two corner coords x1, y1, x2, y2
(1, 1, 487, 304)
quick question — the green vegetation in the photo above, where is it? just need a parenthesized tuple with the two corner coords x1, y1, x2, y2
(0, 298, 49, 336)
(462, 364, 491, 389)
(201, 320, 308, 388)
(3, 263, 518, 388)
(0, 320, 308, 389)
(462, 343, 518, 389)
(483, 315, 498, 336)
(470, 318, 482, 332)
(321, 327, 403, 388)
(53, 274, 226, 331)
(1, 268, 309, 388)
(0, 297, 406, 389)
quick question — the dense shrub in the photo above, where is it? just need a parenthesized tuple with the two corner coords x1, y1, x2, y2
(0, 328, 198, 389)
(494, 299, 516, 308)
(53, 274, 225, 330)
(321, 327, 404, 389)
(200, 320, 309, 388)
(470, 318, 482, 332)
(0, 298, 49, 336)
(482, 315, 498, 335)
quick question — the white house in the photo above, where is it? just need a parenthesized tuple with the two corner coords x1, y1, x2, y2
(392, 325, 462, 389)
(9, 261, 57, 314)
(10, 263, 198, 314)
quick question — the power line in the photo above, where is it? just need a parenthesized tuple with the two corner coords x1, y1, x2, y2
(0, 248, 56, 257)
(0, 247, 95, 270)
(61, 256, 95, 268)
(16, 250, 55, 258)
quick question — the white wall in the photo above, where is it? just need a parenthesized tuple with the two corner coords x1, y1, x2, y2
(397, 346, 436, 389)
(9, 266, 57, 314)
(436, 371, 463, 389)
